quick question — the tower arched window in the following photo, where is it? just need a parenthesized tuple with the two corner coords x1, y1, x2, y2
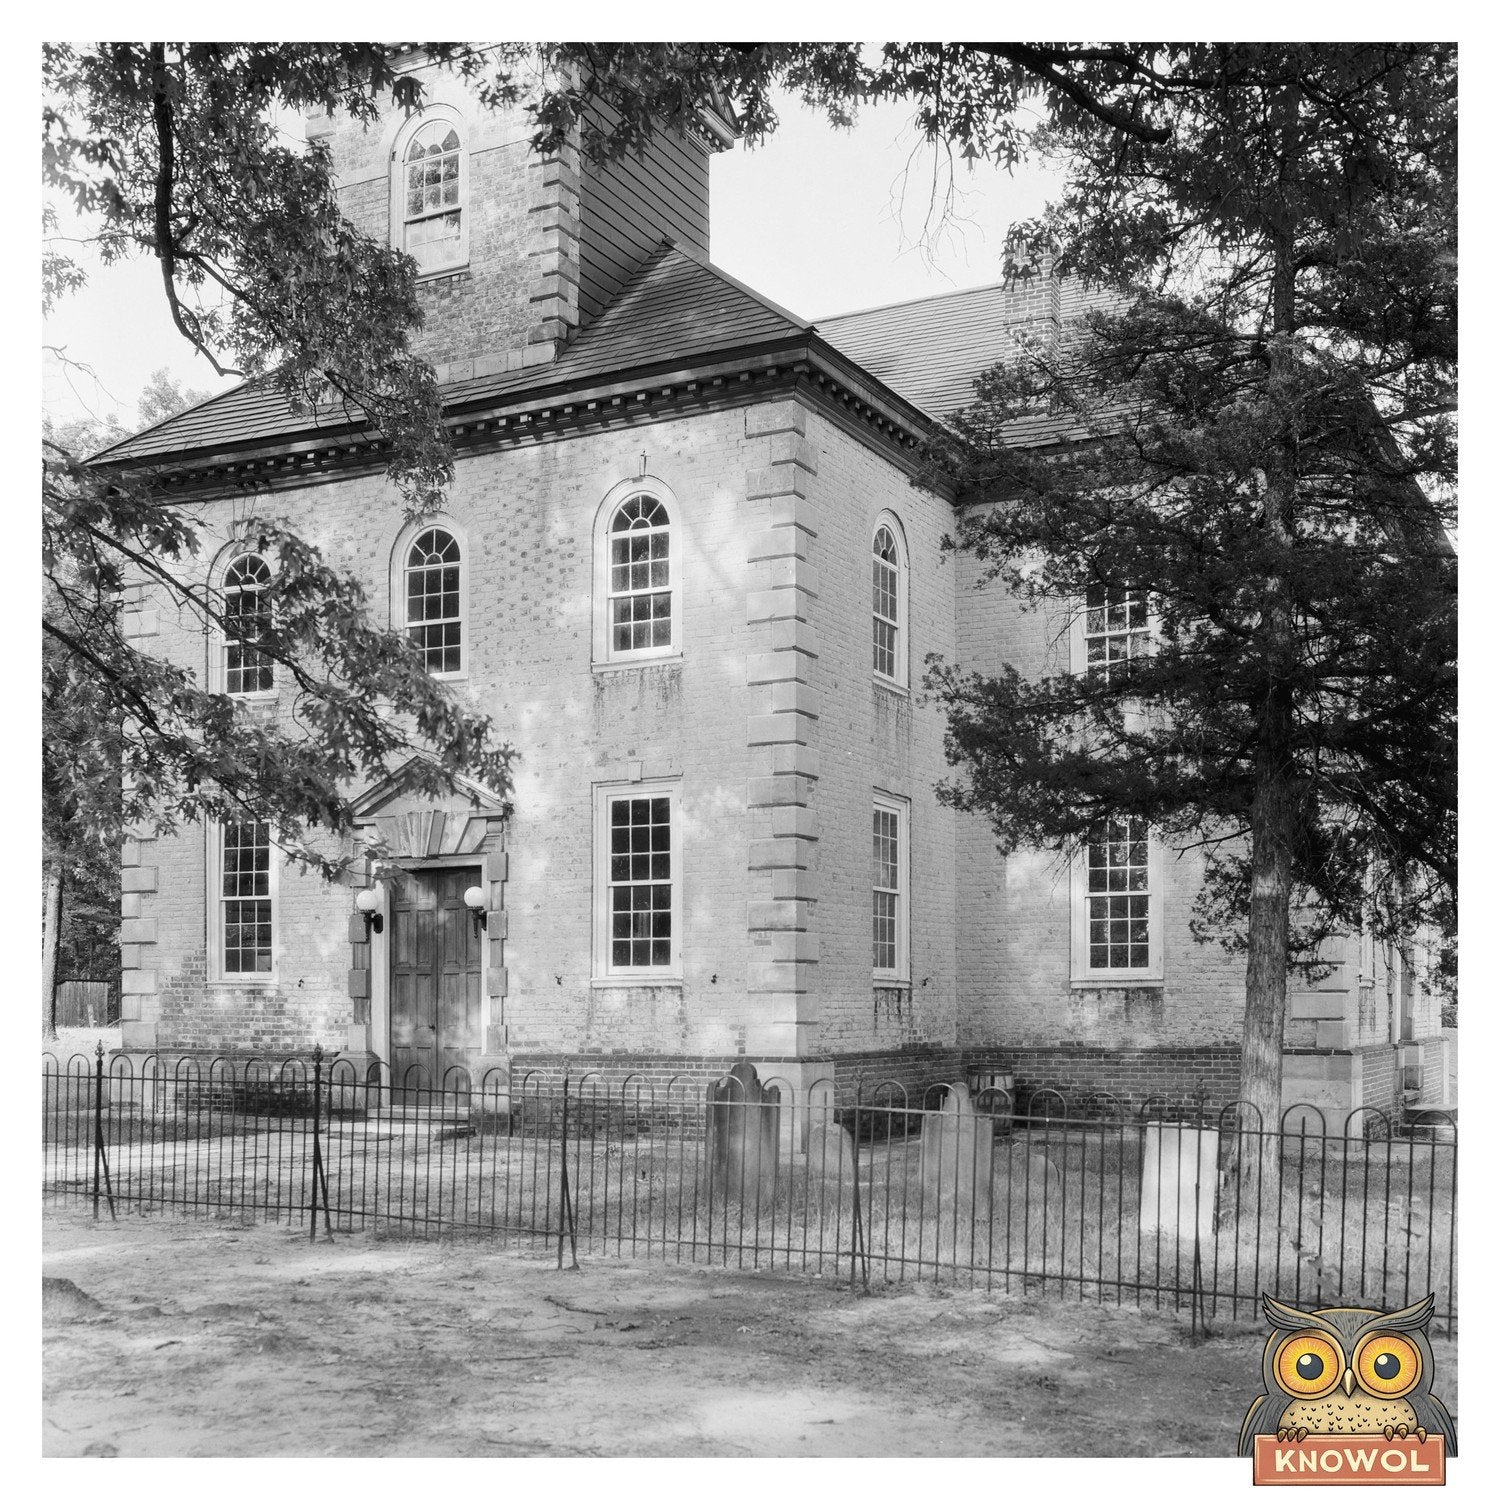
(398, 116, 467, 275)
(608, 495, 674, 657)
(872, 515, 908, 687)
(223, 554, 274, 696)
(405, 527, 463, 675)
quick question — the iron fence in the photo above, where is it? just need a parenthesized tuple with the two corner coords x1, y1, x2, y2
(42, 1047, 1456, 1332)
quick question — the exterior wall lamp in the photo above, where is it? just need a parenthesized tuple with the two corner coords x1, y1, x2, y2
(355, 886, 383, 935)
(463, 885, 488, 935)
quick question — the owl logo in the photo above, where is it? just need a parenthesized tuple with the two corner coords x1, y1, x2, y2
(1239, 1293, 1457, 1456)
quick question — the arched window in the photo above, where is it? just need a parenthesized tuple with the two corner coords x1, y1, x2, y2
(398, 116, 466, 274)
(224, 554, 274, 696)
(872, 516, 908, 687)
(608, 495, 673, 657)
(405, 528, 463, 675)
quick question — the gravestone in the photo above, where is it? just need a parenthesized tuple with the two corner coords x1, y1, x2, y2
(1140, 1122, 1218, 1243)
(706, 1061, 780, 1209)
(919, 1084, 994, 1210)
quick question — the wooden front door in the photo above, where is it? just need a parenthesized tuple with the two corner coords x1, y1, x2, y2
(389, 868, 482, 1089)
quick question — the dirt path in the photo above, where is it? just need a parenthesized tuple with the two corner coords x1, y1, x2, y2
(41, 1205, 1439, 1460)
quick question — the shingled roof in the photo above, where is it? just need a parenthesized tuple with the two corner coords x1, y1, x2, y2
(814, 281, 1030, 421)
(93, 245, 814, 467)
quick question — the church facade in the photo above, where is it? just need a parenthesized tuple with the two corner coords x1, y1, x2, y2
(98, 61, 1451, 1124)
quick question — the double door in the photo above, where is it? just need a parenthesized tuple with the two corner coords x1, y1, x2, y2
(389, 867, 482, 1088)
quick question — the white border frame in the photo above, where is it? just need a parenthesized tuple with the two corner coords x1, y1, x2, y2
(389, 103, 470, 277)
(206, 817, 279, 985)
(592, 779, 684, 982)
(592, 476, 684, 669)
(872, 789, 910, 983)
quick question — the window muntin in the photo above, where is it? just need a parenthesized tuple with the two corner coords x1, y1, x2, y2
(608, 496, 672, 656)
(1084, 586, 1148, 682)
(873, 525, 900, 680)
(873, 805, 900, 972)
(606, 794, 673, 971)
(402, 121, 464, 274)
(872, 793, 909, 979)
(1086, 817, 1152, 971)
(224, 554, 274, 696)
(220, 819, 273, 975)
(405, 527, 462, 675)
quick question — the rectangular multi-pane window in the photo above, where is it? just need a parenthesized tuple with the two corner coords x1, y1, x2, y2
(872, 795, 907, 977)
(1084, 586, 1148, 682)
(220, 819, 273, 975)
(1086, 818, 1151, 970)
(607, 794, 673, 970)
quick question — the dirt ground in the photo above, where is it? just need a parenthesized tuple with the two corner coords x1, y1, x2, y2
(40, 1202, 1329, 1461)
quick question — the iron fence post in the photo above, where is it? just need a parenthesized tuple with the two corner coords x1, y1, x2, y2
(557, 1073, 579, 1270)
(91, 1040, 115, 1221)
(309, 1044, 334, 1241)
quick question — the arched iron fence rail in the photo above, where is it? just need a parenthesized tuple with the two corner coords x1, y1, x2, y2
(42, 1046, 1456, 1333)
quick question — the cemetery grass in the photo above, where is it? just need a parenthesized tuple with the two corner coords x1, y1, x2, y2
(36, 1204, 1407, 1460)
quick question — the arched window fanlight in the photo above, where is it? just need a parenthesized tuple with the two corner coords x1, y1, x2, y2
(872, 524, 901, 682)
(405, 527, 463, 674)
(400, 119, 465, 274)
(224, 554, 274, 696)
(608, 495, 673, 655)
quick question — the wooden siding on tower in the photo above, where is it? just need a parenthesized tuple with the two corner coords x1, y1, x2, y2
(578, 102, 710, 329)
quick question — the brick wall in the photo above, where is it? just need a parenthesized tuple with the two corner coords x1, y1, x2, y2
(965, 1044, 1244, 1115)
(312, 62, 573, 372)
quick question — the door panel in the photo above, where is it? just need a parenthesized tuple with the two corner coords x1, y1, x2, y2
(390, 868, 482, 1090)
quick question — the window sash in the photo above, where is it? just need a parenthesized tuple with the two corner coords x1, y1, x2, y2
(607, 520, 672, 655)
(872, 802, 904, 975)
(1084, 817, 1153, 972)
(605, 794, 674, 971)
(224, 559, 274, 695)
(219, 820, 273, 975)
(405, 532, 462, 674)
(1083, 586, 1149, 682)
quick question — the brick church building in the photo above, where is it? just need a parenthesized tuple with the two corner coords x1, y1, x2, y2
(95, 62, 1451, 1124)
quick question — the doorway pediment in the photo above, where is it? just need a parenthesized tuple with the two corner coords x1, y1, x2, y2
(351, 758, 508, 862)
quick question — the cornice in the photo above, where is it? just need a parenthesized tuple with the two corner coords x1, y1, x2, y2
(98, 335, 944, 501)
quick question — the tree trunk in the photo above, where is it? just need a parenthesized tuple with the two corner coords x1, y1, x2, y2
(42, 860, 62, 1040)
(1235, 84, 1302, 1197)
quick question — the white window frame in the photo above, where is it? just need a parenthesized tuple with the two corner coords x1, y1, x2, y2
(592, 477, 683, 668)
(390, 107, 469, 277)
(1070, 818, 1164, 984)
(395, 519, 468, 680)
(208, 817, 278, 984)
(593, 781, 683, 982)
(1069, 584, 1151, 679)
(219, 552, 277, 699)
(871, 511, 909, 690)
(872, 791, 910, 982)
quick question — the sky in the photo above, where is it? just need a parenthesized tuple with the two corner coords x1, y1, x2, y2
(41, 88, 1064, 432)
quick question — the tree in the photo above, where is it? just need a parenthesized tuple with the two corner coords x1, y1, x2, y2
(516, 45, 1456, 1139)
(43, 45, 529, 1035)
(919, 45, 1456, 1161)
